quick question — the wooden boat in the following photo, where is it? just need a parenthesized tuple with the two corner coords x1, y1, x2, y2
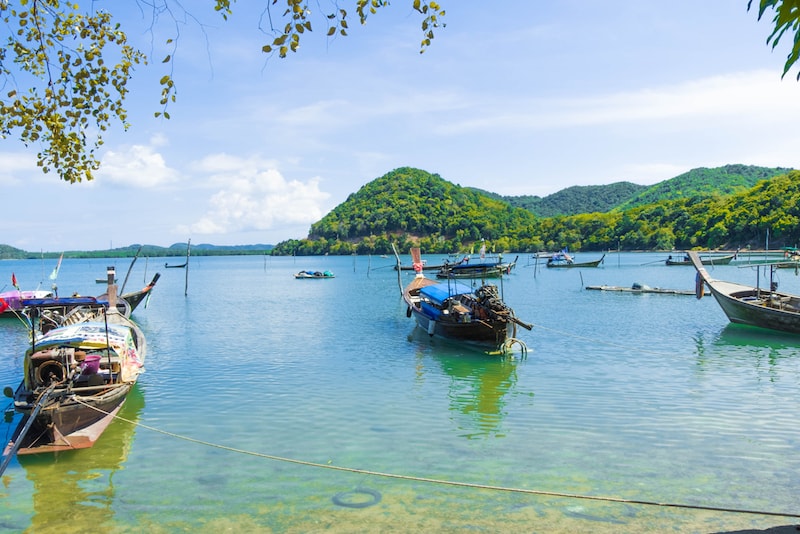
(99, 273, 160, 314)
(689, 251, 800, 334)
(666, 253, 734, 266)
(2, 267, 147, 458)
(585, 282, 707, 296)
(0, 290, 54, 317)
(294, 270, 334, 279)
(546, 252, 605, 268)
(435, 256, 517, 279)
(164, 262, 187, 268)
(395, 260, 445, 272)
(395, 247, 531, 352)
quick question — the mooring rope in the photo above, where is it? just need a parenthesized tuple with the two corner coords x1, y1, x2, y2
(64, 398, 800, 520)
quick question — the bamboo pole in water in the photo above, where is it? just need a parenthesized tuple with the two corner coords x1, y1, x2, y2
(184, 239, 191, 296)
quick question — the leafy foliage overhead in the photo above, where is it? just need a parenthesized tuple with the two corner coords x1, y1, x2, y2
(749, 0, 800, 79)
(1, 1, 445, 184)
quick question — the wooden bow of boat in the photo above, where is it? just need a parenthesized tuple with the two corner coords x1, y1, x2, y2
(688, 250, 800, 334)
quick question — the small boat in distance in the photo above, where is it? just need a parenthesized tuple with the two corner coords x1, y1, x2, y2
(294, 270, 335, 279)
(435, 255, 517, 279)
(689, 251, 800, 335)
(547, 249, 605, 268)
(666, 253, 735, 266)
(395, 246, 531, 353)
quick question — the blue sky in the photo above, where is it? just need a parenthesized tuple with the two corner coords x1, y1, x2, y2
(2, 1, 799, 251)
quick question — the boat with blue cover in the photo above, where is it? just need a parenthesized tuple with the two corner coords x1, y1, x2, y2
(294, 270, 335, 279)
(396, 247, 531, 352)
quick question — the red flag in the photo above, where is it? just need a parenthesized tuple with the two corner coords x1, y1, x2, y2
(11, 273, 19, 290)
(0, 297, 8, 314)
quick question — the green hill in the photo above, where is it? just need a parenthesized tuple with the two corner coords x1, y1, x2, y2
(616, 164, 792, 210)
(476, 164, 791, 217)
(273, 164, 797, 255)
(296, 167, 535, 253)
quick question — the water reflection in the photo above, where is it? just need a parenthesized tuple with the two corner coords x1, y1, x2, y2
(408, 330, 525, 439)
(691, 324, 800, 386)
(17, 385, 144, 531)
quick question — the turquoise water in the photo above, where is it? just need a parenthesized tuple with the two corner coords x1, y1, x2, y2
(1, 253, 799, 533)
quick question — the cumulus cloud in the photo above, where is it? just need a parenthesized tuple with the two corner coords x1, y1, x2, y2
(99, 137, 180, 188)
(184, 156, 330, 236)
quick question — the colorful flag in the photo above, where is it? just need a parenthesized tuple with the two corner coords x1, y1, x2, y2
(11, 273, 19, 290)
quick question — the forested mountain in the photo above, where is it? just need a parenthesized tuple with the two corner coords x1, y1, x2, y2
(292, 167, 539, 254)
(272, 166, 799, 255)
(474, 164, 790, 217)
(616, 164, 792, 210)
(5, 164, 793, 258)
(483, 182, 647, 217)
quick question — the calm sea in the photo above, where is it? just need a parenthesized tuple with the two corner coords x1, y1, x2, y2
(1, 252, 799, 533)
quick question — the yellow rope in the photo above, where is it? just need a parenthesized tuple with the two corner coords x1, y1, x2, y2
(72, 398, 800, 520)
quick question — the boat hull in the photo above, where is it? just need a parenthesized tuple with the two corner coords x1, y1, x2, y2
(408, 306, 508, 344)
(689, 251, 800, 335)
(666, 254, 735, 266)
(8, 385, 131, 454)
(709, 285, 800, 334)
(547, 254, 605, 268)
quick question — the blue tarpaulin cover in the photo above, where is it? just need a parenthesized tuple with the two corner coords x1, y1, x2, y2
(420, 282, 473, 305)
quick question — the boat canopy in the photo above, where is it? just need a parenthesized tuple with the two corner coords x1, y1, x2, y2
(31, 321, 131, 353)
(22, 296, 108, 308)
(420, 282, 474, 305)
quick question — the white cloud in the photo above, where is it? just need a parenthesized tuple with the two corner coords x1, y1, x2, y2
(182, 156, 330, 236)
(434, 70, 800, 134)
(99, 137, 180, 188)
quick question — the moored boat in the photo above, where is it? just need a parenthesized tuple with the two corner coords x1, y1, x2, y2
(101, 273, 160, 314)
(1, 267, 147, 459)
(396, 247, 531, 353)
(689, 251, 800, 334)
(666, 253, 735, 266)
(294, 270, 334, 279)
(435, 257, 517, 279)
(546, 250, 605, 268)
(0, 289, 54, 317)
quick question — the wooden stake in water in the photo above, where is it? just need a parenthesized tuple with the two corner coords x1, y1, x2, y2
(184, 238, 191, 297)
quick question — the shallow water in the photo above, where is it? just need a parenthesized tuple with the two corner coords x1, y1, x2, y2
(1, 252, 799, 533)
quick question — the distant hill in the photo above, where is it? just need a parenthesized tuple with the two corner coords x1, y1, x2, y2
(616, 164, 793, 210)
(0, 243, 273, 260)
(473, 164, 792, 217)
(473, 182, 647, 217)
(272, 163, 798, 255)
